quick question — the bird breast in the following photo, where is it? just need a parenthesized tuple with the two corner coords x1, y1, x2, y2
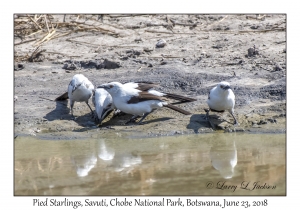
(207, 90, 235, 111)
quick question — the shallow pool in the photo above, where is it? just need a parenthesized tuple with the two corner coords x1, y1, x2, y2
(14, 133, 285, 195)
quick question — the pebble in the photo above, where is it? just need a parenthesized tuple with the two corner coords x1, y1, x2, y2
(234, 127, 245, 132)
(14, 63, 25, 71)
(156, 39, 167, 48)
(247, 46, 259, 57)
(250, 24, 261, 29)
(134, 38, 142, 42)
(258, 120, 268, 125)
(267, 118, 276, 123)
(14, 96, 18, 102)
(143, 47, 154, 52)
(273, 64, 283, 71)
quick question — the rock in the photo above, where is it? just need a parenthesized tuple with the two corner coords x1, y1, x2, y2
(225, 128, 233, 133)
(250, 24, 262, 29)
(273, 64, 283, 71)
(14, 63, 25, 71)
(134, 38, 142, 42)
(234, 127, 245, 132)
(267, 118, 276, 123)
(120, 56, 129, 60)
(97, 59, 121, 69)
(34, 128, 41, 133)
(258, 120, 268, 125)
(143, 47, 154, 52)
(247, 46, 259, 57)
(156, 39, 167, 48)
(63, 60, 81, 70)
(126, 49, 141, 56)
(252, 121, 258, 125)
(212, 44, 223, 49)
(80, 60, 101, 69)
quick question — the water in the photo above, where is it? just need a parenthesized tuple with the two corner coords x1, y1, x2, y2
(14, 133, 285, 195)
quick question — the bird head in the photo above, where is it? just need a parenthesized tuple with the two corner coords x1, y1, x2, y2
(217, 81, 231, 91)
(97, 82, 123, 95)
(93, 88, 113, 124)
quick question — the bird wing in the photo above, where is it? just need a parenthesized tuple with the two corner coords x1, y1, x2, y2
(163, 93, 196, 103)
(101, 103, 113, 119)
(127, 91, 164, 104)
(85, 81, 94, 90)
(135, 82, 159, 91)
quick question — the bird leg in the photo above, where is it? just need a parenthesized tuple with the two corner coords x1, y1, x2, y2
(229, 111, 239, 126)
(85, 101, 95, 118)
(125, 115, 140, 124)
(137, 112, 151, 125)
(204, 108, 216, 130)
(204, 108, 210, 120)
(92, 111, 101, 124)
(70, 101, 75, 120)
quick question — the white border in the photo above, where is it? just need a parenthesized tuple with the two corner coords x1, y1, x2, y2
(5, 0, 294, 209)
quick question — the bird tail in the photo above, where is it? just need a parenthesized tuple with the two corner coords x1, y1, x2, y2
(55, 92, 69, 101)
(164, 104, 191, 115)
(164, 93, 197, 104)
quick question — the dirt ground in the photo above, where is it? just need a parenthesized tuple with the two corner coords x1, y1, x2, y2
(14, 14, 286, 139)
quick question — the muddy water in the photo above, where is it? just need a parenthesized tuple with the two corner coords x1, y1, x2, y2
(14, 133, 285, 196)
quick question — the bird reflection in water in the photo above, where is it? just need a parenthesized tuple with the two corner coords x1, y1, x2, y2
(72, 154, 97, 178)
(97, 139, 142, 172)
(71, 139, 142, 178)
(98, 139, 115, 161)
(210, 138, 237, 179)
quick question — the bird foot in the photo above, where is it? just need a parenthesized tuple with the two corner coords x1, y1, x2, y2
(125, 118, 137, 124)
(233, 122, 239, 126)
(113, 110, 126, 118)
(90, 112, 96, 118)
(93, 117, 101, 124)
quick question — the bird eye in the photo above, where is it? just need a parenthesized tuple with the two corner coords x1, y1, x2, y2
(220, 85, 224, 88)
(109, 85, 113, 88)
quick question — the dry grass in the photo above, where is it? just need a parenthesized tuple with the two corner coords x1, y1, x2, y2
(14, 14, 118, 62)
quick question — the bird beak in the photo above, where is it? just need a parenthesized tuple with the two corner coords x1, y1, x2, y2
(97, 85, 107, 89)
(224, 85, 231, 90)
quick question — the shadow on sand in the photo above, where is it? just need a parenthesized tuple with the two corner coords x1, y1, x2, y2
(44, 100, 71, 121)
(187, 113, 229, 133)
